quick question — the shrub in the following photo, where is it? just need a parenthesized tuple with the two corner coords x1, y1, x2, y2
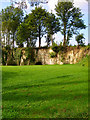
(7, 57, 17, 66)
(14, 48, 23, 65)
(51, 42, 59, 53)
(25, 47, 35, 65)
(2, 48, 8, 65)
(50, 52, 57, 58)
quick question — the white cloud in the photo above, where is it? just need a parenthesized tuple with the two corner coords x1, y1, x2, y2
(14, 0, 30, 10)
(48, 0, 58, 13)
(74, 0, 87, 7)
(47, 0, 88, 13)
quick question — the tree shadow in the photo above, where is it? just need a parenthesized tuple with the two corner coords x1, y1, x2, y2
(3, 79, 87, 91)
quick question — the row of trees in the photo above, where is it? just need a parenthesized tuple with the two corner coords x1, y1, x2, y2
(1, 1, 86, 48)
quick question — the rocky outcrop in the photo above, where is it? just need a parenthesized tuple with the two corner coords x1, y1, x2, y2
(20, 47, 90, 65)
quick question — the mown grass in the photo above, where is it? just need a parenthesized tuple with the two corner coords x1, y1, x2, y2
(2, 64, 88, 118)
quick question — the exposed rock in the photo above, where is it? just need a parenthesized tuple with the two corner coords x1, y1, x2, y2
(9, 47, 90, 65)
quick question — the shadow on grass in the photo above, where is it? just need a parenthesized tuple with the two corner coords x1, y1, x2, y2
(2, 71, 19, 82)
(2, 81, 87, 101)
(2, 91, 88, 118)
(3, 79, 87, 91)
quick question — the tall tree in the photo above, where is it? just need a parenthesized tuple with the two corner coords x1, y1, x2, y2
(16, 20, 37, 47)
(76, 33, 85, 47)
(45, 12, 60, 46)
(26, 7, 48, 47)
(55, 2, 86, 46)
(1, 6, 23, 48)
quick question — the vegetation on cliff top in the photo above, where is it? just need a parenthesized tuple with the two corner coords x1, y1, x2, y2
(1, 1, 86, 48)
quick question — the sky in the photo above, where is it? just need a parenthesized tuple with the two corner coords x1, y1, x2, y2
(0, 0, 89, 46)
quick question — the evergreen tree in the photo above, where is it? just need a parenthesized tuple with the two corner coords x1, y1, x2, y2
(76, 33, 85, 47)
(45, 12, 60, 46)
(26, 7, 48, 47)
(1, 6, 23, 48)
(55, 2, 86, 46)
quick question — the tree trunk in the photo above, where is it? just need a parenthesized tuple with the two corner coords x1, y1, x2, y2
(7, 34, 9, 45)
(27, 40, 29, 47)
(39, 25, 41, 48)
(13, 33, 14, 48)
(50, 35, 53, 46)
(6, 35, 8, 46)
(78, 43, 79, 49)
(63, 23, 66, 47)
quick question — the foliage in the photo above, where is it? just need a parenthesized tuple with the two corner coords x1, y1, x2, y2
(7, 57, 17, 66)
(55, 2, 86, 46)
(78, 54, 89, 66)
(25, 47, 35, 64)
(14, 48, 23, 65)
(51, 42, 59, 53)
(26, 7, 48, 47)
(45, 13, 60, 45)
(61, 54, 65, 62)
(45, 33, 51, 47)
(50, 52, 57, 58)
(2, 48, 7, 65)
(1, 2, 87, 48)
(51, 42, 66, 54)
(2, 47, 36, 65)
(2, 47, 17, 65)
(75, 33, 85, 46)
(16, 18, 36, 47)
(1, 6, 24, 48)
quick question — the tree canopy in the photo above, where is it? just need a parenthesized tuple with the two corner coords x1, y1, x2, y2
(76, 33, 85, 46)
(1, 6, 24, 48)
(1, 1, 87, 48)
(55, 2, 86, 46)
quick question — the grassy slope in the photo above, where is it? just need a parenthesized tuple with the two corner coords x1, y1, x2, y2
(2, 64, 88, 118)
(78, 55, 89, 67)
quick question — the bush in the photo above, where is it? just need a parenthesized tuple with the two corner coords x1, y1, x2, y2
(14, 48, 23, 65)
(50, 52, 57, 58)
(2, 48, 7, 65)
(7, 57, 17, 66)
(51, 42, 59, 53)
(25, 47, 35, 64)
(5, 45, 11, 51)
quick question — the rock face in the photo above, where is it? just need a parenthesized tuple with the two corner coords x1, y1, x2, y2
(20, 47, 90, 65)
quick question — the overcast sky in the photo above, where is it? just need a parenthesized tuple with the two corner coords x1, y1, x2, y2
(0, 0, 88, 46)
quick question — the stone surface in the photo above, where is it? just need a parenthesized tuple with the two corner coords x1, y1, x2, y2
(20, 47, 90, 65)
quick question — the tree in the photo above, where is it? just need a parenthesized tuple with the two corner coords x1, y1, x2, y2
(26, 7, 48, 47)
(45, 12, 60, 46)
(45, 33, 51, 47)
(1, 6, 23, 48)
(16, 22, 27, 47)
(76, 33, 85, 47)
(16, 20, 37, 47)
(55, 2, 86, 46)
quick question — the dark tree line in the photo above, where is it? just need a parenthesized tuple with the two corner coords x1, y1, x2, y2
(1, 1, 86, 48)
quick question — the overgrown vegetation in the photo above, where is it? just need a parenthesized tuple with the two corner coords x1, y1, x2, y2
(2, 47, 35, 65)
(78, 55, 89, 66)
(50, 52, 57, 58)
(1, 1, 89, 66)
(2, 46, 89, 65)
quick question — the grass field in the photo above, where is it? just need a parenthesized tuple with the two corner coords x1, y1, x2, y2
(2, 64, 88, 118)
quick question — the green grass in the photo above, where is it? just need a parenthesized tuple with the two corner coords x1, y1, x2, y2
(2, 64, 88, 118)
(78, 55, 89, 67)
